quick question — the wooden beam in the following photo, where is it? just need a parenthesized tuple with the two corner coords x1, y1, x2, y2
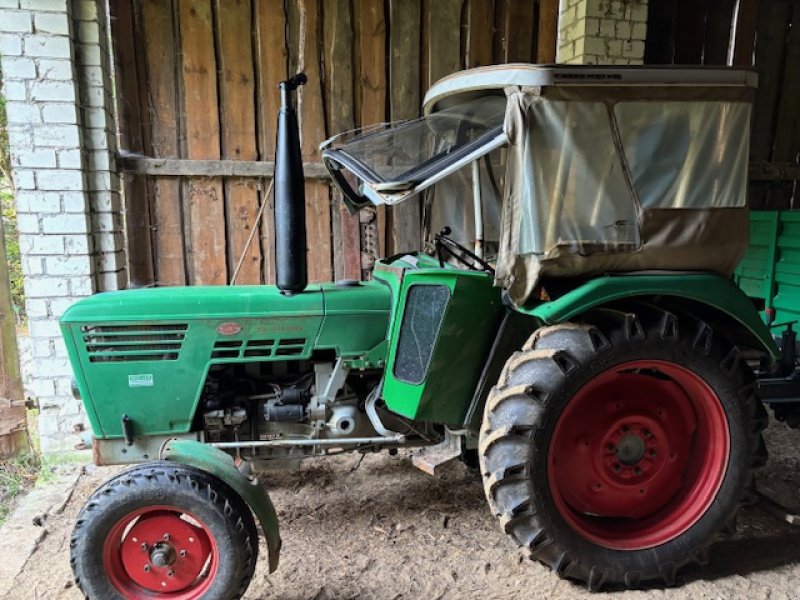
(731, 0, 761, 66)
(388, 0, 422, 255)
(0, 218, 27, 458)
(141, 0, 186, 286)
(179, 0, 227, 285)
(215, 0, 261, 284)
(465, 0, 493, 68)
(117, 155, 330, 179)
(536, 0, 559, 63)
(325, 0, 362, 280)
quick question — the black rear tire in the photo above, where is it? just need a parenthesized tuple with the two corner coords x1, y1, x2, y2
(479, 304, 768, 590)
(71, 461, 259, 599)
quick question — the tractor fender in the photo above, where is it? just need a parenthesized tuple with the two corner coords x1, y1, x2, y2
(520, 273, 780, 359)
(161, 439, 281, 573)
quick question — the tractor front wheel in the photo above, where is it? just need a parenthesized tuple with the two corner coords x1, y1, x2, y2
(71, 461, 258, 600)
(479, 305, 767, 589)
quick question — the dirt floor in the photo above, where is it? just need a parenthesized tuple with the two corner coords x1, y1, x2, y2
(5, 420, 800, 600)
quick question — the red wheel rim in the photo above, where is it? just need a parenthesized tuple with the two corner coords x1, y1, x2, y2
(103, 505, 218, 599)
(547, 360, 730, 550)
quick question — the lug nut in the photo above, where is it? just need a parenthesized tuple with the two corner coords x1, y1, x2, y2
(180, 550, 187, 557)
(163, 534, 170, 541)
(614, 463, 621, 472)
(167, 570, 175, 577)
(141, 542, 148, 550)
(144, 565, 151, 572)
(634, 467, 642, 475)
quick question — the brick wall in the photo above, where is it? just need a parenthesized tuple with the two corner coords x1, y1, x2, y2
(0, 0, 125, 451)
(558, 0, 648, 65)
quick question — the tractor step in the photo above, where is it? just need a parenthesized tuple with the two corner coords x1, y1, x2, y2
(411, 430, 463, 476)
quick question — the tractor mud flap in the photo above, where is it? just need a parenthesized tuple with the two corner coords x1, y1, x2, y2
(161, 439, 281, 573)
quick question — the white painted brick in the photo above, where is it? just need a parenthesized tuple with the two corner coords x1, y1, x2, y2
(80, 65, 103, 86)
(94, 231, 122, 253)
(4, 100, 40, 123)
(42, 212, 89, 234)
(30, 79, 75, 101)
(30, 376, 56, 397)
(19, 233, 64, 254)
(1, 55, 35, 78)
(33, 11, 69, 35)
(95, 250, 122, 272)
(0, 0, 21, 8)
(41, 101, 78, 123)
(33, 123, 80, 146)
(0, 33, 23, 55)
(90, 191, 120, 212)
(7, 126, 32, 147)
(74, 0, 97, 21)
(25, 276, 69, 298)
(2, 80, 27, 100)
(86, 149, 109, 171)
(36, 168, 84, 191)
(37, 412, 62, 437)
(87, 171, 112, 191)
(22, 256, 44, 275)
(629, 2, 647, 22)
(90, 211, 117, 232)
(13, 148, 56, 168)
(76, 43, 100, 65)
(24, 34, 70, 58)
(26, 298, 49, 319)
(616, 21, 631, 39)
(57, 150, 82, 171)
(69, 275, 94, 296)
(0, 9, 32, 32)
(33, 340, 55, 361)
(84, 128, 110, 149)
(80, 107, 107, 128)
(52, 337, 68, 357)
(37, 57, 72, 80)
(632, 21, 647, 40)
(64, 234, 92, 254)
(45, 254, 92, 276)
(12, 168, 36, 190)
(16, 190, 61, 213)
(608, 39, 623, 57)
(48, 298, 74, 318)
(599, 18, 616, 37)
(19, 0, 67, 10)
(76, 20, 98, 44)
(622, 39, 645, 59)
(61, 191, 88, 212)
(96, 269, 126, 292)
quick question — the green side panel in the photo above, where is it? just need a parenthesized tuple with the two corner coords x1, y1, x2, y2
(60, 284, 384, 439)
(316, 282, 391, 358)
(381, 269, 504, 425)
(161, 440, 281, 573)
(735, 210, 800, 328)
(523, 273, 779, 358)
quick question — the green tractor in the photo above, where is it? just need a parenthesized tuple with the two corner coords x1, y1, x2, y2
(63, 65, 777, 597)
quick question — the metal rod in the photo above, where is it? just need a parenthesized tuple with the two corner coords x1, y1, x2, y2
(210, 434, 406, 449)
(471, 160, 484, 259)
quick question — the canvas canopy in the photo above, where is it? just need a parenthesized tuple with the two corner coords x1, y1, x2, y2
(321, 65, 757, 306)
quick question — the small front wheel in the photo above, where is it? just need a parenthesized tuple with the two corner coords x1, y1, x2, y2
(71, 461, 259, 600)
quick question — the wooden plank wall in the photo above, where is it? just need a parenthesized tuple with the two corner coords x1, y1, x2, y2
(644, 0, 800, 210)
(109, 0, 559, 287)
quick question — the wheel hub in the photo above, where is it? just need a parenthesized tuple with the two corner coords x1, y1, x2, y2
(615, 433, 645, 465)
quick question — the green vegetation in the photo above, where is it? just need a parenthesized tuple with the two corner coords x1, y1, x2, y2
(0, 451, 40, 527)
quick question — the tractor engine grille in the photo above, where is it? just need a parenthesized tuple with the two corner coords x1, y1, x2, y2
(81, 324, 188, 362)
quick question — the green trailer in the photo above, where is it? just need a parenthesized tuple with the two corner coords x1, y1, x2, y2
(63, 65, 779, 598)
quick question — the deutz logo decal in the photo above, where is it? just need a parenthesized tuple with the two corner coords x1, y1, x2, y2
(217, 322, 243, 335)
(128, 374, 154, 388)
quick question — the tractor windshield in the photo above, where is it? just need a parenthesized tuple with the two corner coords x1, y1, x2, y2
(321, 95, 508, 209)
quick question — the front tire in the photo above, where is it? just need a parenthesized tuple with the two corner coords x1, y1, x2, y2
(71, 461, 259, 599)
(479, 305, 767, 589)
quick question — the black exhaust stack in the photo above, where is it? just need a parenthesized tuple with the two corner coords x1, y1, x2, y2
(275, 73, 308, 295)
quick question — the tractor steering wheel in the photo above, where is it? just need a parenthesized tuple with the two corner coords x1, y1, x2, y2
(434, 227, 495, 274)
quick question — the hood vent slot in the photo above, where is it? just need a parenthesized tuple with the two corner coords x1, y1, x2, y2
(208, 338, 307, 360)
(82, 324, 187, 362)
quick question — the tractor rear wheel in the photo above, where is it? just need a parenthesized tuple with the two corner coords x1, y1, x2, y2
(479, 305, 768, 589)
(71, 461, 259, 600)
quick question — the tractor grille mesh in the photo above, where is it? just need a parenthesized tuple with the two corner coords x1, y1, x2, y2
(210, 338, 306, 360)
(81, 324, 187, 362)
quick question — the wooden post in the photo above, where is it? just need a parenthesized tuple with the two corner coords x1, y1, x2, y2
(0, 219, 27, 459)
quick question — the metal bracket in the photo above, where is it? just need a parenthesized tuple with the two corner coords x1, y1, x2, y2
(411, 428, 463, 476)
